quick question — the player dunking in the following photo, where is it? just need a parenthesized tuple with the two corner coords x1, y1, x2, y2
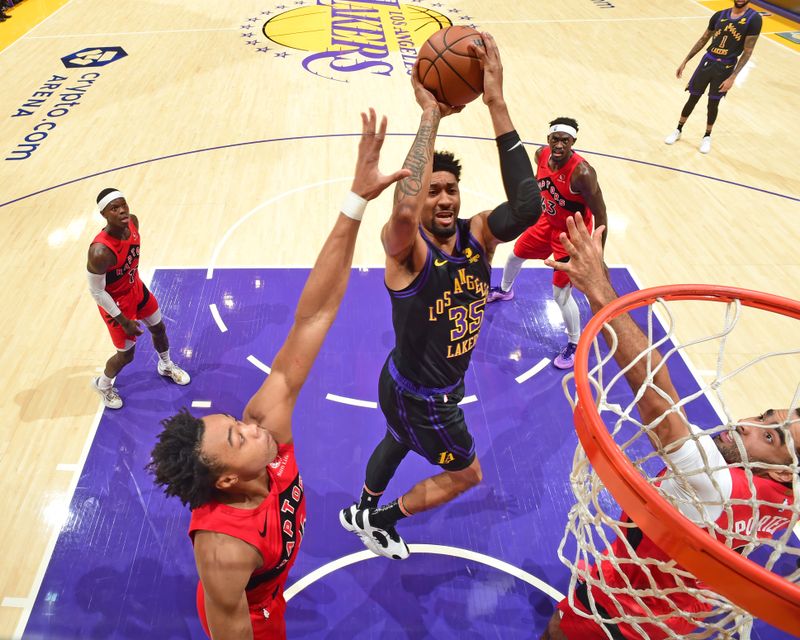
(147, 110, 409, 639)
(541, 214, 799, 640)
(87, 189, 190, 409)
(487, 118, 608, 370)
(339, 33, 541, 559)
(664, 0, 762, 154)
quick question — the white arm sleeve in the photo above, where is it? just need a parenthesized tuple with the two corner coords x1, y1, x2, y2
(659, 424, 732, 524)
(87, 271, 121, 317)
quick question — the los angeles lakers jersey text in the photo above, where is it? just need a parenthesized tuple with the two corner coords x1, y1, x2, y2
(388, 219, 490, 389)
(706, 8, 762, 60)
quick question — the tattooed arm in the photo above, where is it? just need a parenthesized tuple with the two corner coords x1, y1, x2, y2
(676, 28, 713, 78)
(380, 105, 441, 262)
(719, 34, 759, 92)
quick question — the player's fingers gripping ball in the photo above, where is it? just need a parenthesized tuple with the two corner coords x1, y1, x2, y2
(415, 26, 484, 107)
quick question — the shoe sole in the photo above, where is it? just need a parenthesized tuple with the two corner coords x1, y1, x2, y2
(339, 508, 381, 555)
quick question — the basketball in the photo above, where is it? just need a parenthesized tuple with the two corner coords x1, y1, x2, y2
(415, 26, 484, 107)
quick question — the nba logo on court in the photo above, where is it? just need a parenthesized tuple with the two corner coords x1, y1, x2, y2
(61, 46, 128, 68)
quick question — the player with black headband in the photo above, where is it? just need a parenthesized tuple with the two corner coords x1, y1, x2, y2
(339, 32, 541, 559)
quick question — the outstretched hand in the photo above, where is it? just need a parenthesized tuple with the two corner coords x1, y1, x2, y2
(470, 31, 503, 105)
(410, 62, 465, 116)
(350, 109, 411, 201)
(544, 214, 610, 303)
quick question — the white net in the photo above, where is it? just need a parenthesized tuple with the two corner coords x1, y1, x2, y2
(559, 294, 800, 639)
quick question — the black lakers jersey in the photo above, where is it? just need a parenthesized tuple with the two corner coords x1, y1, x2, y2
(388, 218, 490, 389)
(706, 8, 762, 60)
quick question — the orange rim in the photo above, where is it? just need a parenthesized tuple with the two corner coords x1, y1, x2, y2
(573, 284, 800, 636)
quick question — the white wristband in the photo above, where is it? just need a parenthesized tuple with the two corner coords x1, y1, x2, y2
(340, 191, 367, 221)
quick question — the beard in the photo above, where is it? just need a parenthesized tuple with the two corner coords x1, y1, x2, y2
(714, 435, 743, 464)
(425, 218, 457, 239)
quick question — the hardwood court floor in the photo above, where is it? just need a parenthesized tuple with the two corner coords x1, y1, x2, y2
(0, 0, 798, 637)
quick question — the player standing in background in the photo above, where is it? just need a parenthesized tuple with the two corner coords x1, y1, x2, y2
(147, 110, 410, 640)
(339, 33, 541, 559)
(87, 189, 190, 409)
(487, 118, 608, 370)
(664, 0, 762, 154)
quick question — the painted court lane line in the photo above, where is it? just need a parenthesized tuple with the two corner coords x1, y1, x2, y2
(515, 358, 550, 384)
(325, 393, 378, 409)
(191, 400, 212, 409)
(284, 543, 565, 604)
(209, 303, 228, 332)
(247, 355, 271, 375)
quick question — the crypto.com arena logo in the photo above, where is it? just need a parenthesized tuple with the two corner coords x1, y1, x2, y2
(61, 46, 128, 69)
(239, 0, 479, 82)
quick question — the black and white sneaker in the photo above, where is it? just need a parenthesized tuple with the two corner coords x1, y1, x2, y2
(339, 504, 410, 560)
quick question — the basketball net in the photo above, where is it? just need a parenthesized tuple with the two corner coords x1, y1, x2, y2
(559, 288, 800, 639)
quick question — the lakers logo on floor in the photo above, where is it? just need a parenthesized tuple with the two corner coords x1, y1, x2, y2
(239, 1, 481, 82)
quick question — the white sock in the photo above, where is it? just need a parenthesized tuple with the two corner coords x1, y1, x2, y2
(98, 373, 114, 390)
(501, 254, 526, 291)
(553, 285, 581, 343)
(158, 350, 172, 365)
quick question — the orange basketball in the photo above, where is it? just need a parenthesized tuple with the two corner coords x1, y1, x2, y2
(415, 26, 484, 107)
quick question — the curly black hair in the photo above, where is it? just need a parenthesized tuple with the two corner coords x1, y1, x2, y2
(433, 151, 462, 181)
(146, 408, 223, 509)
(548, 116, 579, 133)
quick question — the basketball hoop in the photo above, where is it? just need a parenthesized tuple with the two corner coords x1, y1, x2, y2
(563, 284, 800, 638)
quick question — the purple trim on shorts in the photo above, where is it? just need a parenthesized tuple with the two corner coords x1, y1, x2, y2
(388, 357, 461, 397)
(426, 396, 471, 458)
(393, 386, 427, 457)
(388, 240, 432, 299)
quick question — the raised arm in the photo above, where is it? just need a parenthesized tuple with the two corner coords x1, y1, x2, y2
(470, 32, 540, 251)
(546, 214, 688, 449)
(571, 162, 608, 246)
(381, 75, 443, 262)
(243, 110, 409, 442)
(677, 27, 713, 78)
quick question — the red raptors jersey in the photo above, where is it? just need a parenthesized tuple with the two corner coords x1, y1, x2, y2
(91, 219, 142, 298)
(587, 469, 792, 639)
(189, 444, 306, 619)
(536, 147, 591, 231)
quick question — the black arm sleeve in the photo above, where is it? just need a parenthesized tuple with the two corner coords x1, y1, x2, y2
(487, 130, 541, 242)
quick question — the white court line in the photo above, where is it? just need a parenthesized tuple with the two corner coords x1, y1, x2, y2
(191, 400, 212, 409)
(55, 463, 77, 472)
(325, 394, 377, 409)
(0, 0, 79, 57)
(459, 395, 478, 405)
(246, 355, 271, 375)
(1, 598, 31, 609)
(284, 543, 564, 603)
(27, 27, 239, 39)
(206, 178, 350, 280)
(515, 358, 550, 384)
(209, 303, 228, 333)
(13, 402, 106, 640)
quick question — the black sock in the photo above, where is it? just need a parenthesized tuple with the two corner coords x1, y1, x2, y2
(704, 130, 712, 137)
(677, 122, 685, 132)
(358, 486, 381, 510)
(370, 499, 408, 529)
